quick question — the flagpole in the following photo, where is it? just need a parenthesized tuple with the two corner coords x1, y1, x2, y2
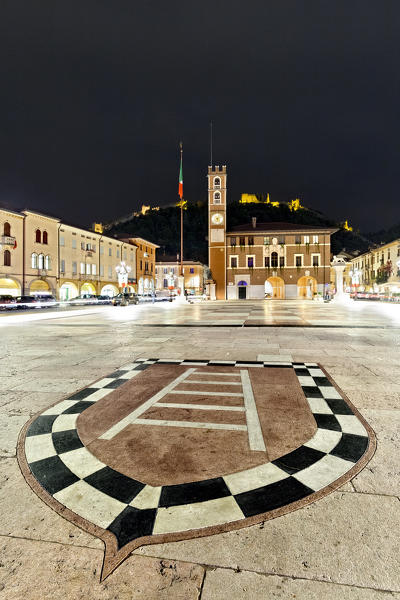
(179, 142, 183, 278)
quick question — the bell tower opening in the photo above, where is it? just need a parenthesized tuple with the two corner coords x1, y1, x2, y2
(208, 165, 227, 300)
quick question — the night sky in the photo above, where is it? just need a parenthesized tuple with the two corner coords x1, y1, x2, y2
(1, 1, 399, 232)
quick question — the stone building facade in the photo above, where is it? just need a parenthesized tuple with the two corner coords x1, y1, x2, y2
(207, 166, 337, 300)
(155, 257, 205, 294)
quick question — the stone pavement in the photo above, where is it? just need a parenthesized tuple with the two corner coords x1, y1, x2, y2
(0, 299, 399, 599)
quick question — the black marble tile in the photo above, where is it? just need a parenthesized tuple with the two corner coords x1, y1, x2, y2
(27, 415, 58, 437)
(235, 477, 313, 517)
(133, 364, 149, 371)
(68, 388, 98, 401)
(293, 367, 309, 375)
(62, 400, 95, 414)
(314, 414, 342, 432)
(108, 370, 127, 378)
(84, 467, 144, 503)
(107, 506, 157, 549)
(29, 455, 79, 495)
(208, 361, 236, 365)
(313, 377, 331, 386)
(52, 430, 84, 454)
(302, 386, 323, 398)
(159, 477, 231, 508)
(104, 379, 126, 389)
(273, 446, 325, 474)
(330, 433, 369, 462)
(235, 360, 262, 366)
(325, 398, 354, 415)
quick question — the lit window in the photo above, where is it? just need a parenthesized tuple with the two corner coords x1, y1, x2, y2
(80, 262, 85, 274)
(100, 265, 104, 276)
(190, 267, 194, 273)
(45, 255, 51, 270)
(86, 264, 90, 275)
(108, 266, 112, 278)
(92, 264, 96, 275)
(38, 254, 44, 269)
(31, 253, 38, 269)
(304, 236, 310, 244)
(313, 235, 319, 244)
(264, 237, 270, 245)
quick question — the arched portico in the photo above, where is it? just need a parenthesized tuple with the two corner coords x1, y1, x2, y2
(101, 284, 119, 297)
(59, 282, 79, 301)
(266, 276, 285, 299)
(0, 277, 21, 297)
(30, 279, 51, 296)
(297, 275, 317, 298)
(80, 282, 96, 295)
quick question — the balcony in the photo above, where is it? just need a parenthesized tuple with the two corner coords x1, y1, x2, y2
(1, 236, 16, 246)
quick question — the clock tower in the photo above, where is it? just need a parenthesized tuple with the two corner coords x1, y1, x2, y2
(208, 165, 227, 300)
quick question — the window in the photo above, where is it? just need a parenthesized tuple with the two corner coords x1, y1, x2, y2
(43, 231, 48, 244)
(81, 242, 85, 250)
(86, 264, 91, 275)
(31, 253, 38, 268)
(60, 259, 65, 273)
(230, 237, 236, 246)
(38, 254, 44, 269)
(72, 262, 77, 275)
(163, 278, 168, 287)
(264, 236, 270, 245)
(264, 256, 270, 268)
(151, 264, 153, 272)
(279, 256, 285, 268)
(271, 252, 278, 268)
(100, 245, 104, 255)
(397, 246, 400, 257)
(247, 256, 254, 268)
(295, 235, 301, 244)
(45, 255, 51, 270)
(108, 266, 112, 278)
(278, 235, 285, 245)
(116, 249, 120, 258)
(213, 191, 221, 204)
(239, 236, 245, 246)
(388, 250, 391, 259)
(109, 247, 112, 257)
(92, 264, 96, 275)
(123, 251, 127, 260)
(3, 222, 11, 236)
(312, 255, 320, 267)
(59, 236, 65, 246)
(80, 262, 85, 274)
(4, 249, 11, 266)
(35, 229, 41, 243)
(214, 177, 221, 187)
(72, 238, 77, 249)
(313, 235, 319, 244)
(140, 260, 143, 270)
(248, 236, 254, 246)
(304, 235, 310, 244)
(163, 267, 168, 274)
(190, 267, 194, 274)
(100, 265, 104, 277)
(295, 255, 303, 267)
(230, 256, 238, 268)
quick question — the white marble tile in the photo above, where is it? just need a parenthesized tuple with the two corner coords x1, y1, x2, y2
(53, 480, 126, 529)
(308, 368, 326, 377)
(59, 447, 106, 478)
(293, 454, 354, 491)
(319, 386, 343, 399)
(25, 433, 56, 463)
(304, 429, 342, 453)
(84, 388, 112, 402)
(336, 415, 368, 436)
(130, 485, 162, 509)
(224, 462, 289, 495)
(40, 400, 78, 415)
(118, 370, 141, 380)
(298, 376, 317, 387)
(52, 414, 78, 433)
(153, 496, 244, 534)
(307, 398, 333, 414)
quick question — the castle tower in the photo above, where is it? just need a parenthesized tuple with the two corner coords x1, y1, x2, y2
(208, 165, 227, 300)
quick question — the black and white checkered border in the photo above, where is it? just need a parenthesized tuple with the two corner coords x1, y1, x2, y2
(23, 360, 370, 551)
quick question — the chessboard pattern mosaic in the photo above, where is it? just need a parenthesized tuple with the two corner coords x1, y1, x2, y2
(23, 359, 370, 552)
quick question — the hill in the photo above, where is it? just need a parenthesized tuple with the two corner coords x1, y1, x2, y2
(107, 201, 372, 263)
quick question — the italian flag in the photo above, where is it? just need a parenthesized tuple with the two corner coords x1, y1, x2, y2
(178, 156, 183, 199)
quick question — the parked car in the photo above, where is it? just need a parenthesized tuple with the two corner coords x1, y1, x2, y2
(35, 295, 59, 308)
(0, 295, 17, 310)
(68, 294, 98, 305)
(95, 295, 112, 305)
(111, 293, 139, 306)
(15, 296, 40, 309)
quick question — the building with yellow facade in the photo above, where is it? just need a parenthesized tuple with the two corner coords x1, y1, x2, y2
(349, 239, 400, 296)
(155, 257, 205, 295)
(0, 207, 161, 299)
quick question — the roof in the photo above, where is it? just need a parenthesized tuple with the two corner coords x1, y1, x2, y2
(117, 235, 160, 248)
(156, 255, 204, 265)
(227, 221, 338, 234)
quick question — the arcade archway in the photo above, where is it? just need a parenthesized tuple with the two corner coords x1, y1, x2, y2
(297, 276, 317, 298)
(0, 277, 21, 297)
(266, 276, 285, 299)
(30, 279, 51, 296)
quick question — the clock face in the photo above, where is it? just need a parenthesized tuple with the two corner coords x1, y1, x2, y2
(211, 213, 224, 225)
